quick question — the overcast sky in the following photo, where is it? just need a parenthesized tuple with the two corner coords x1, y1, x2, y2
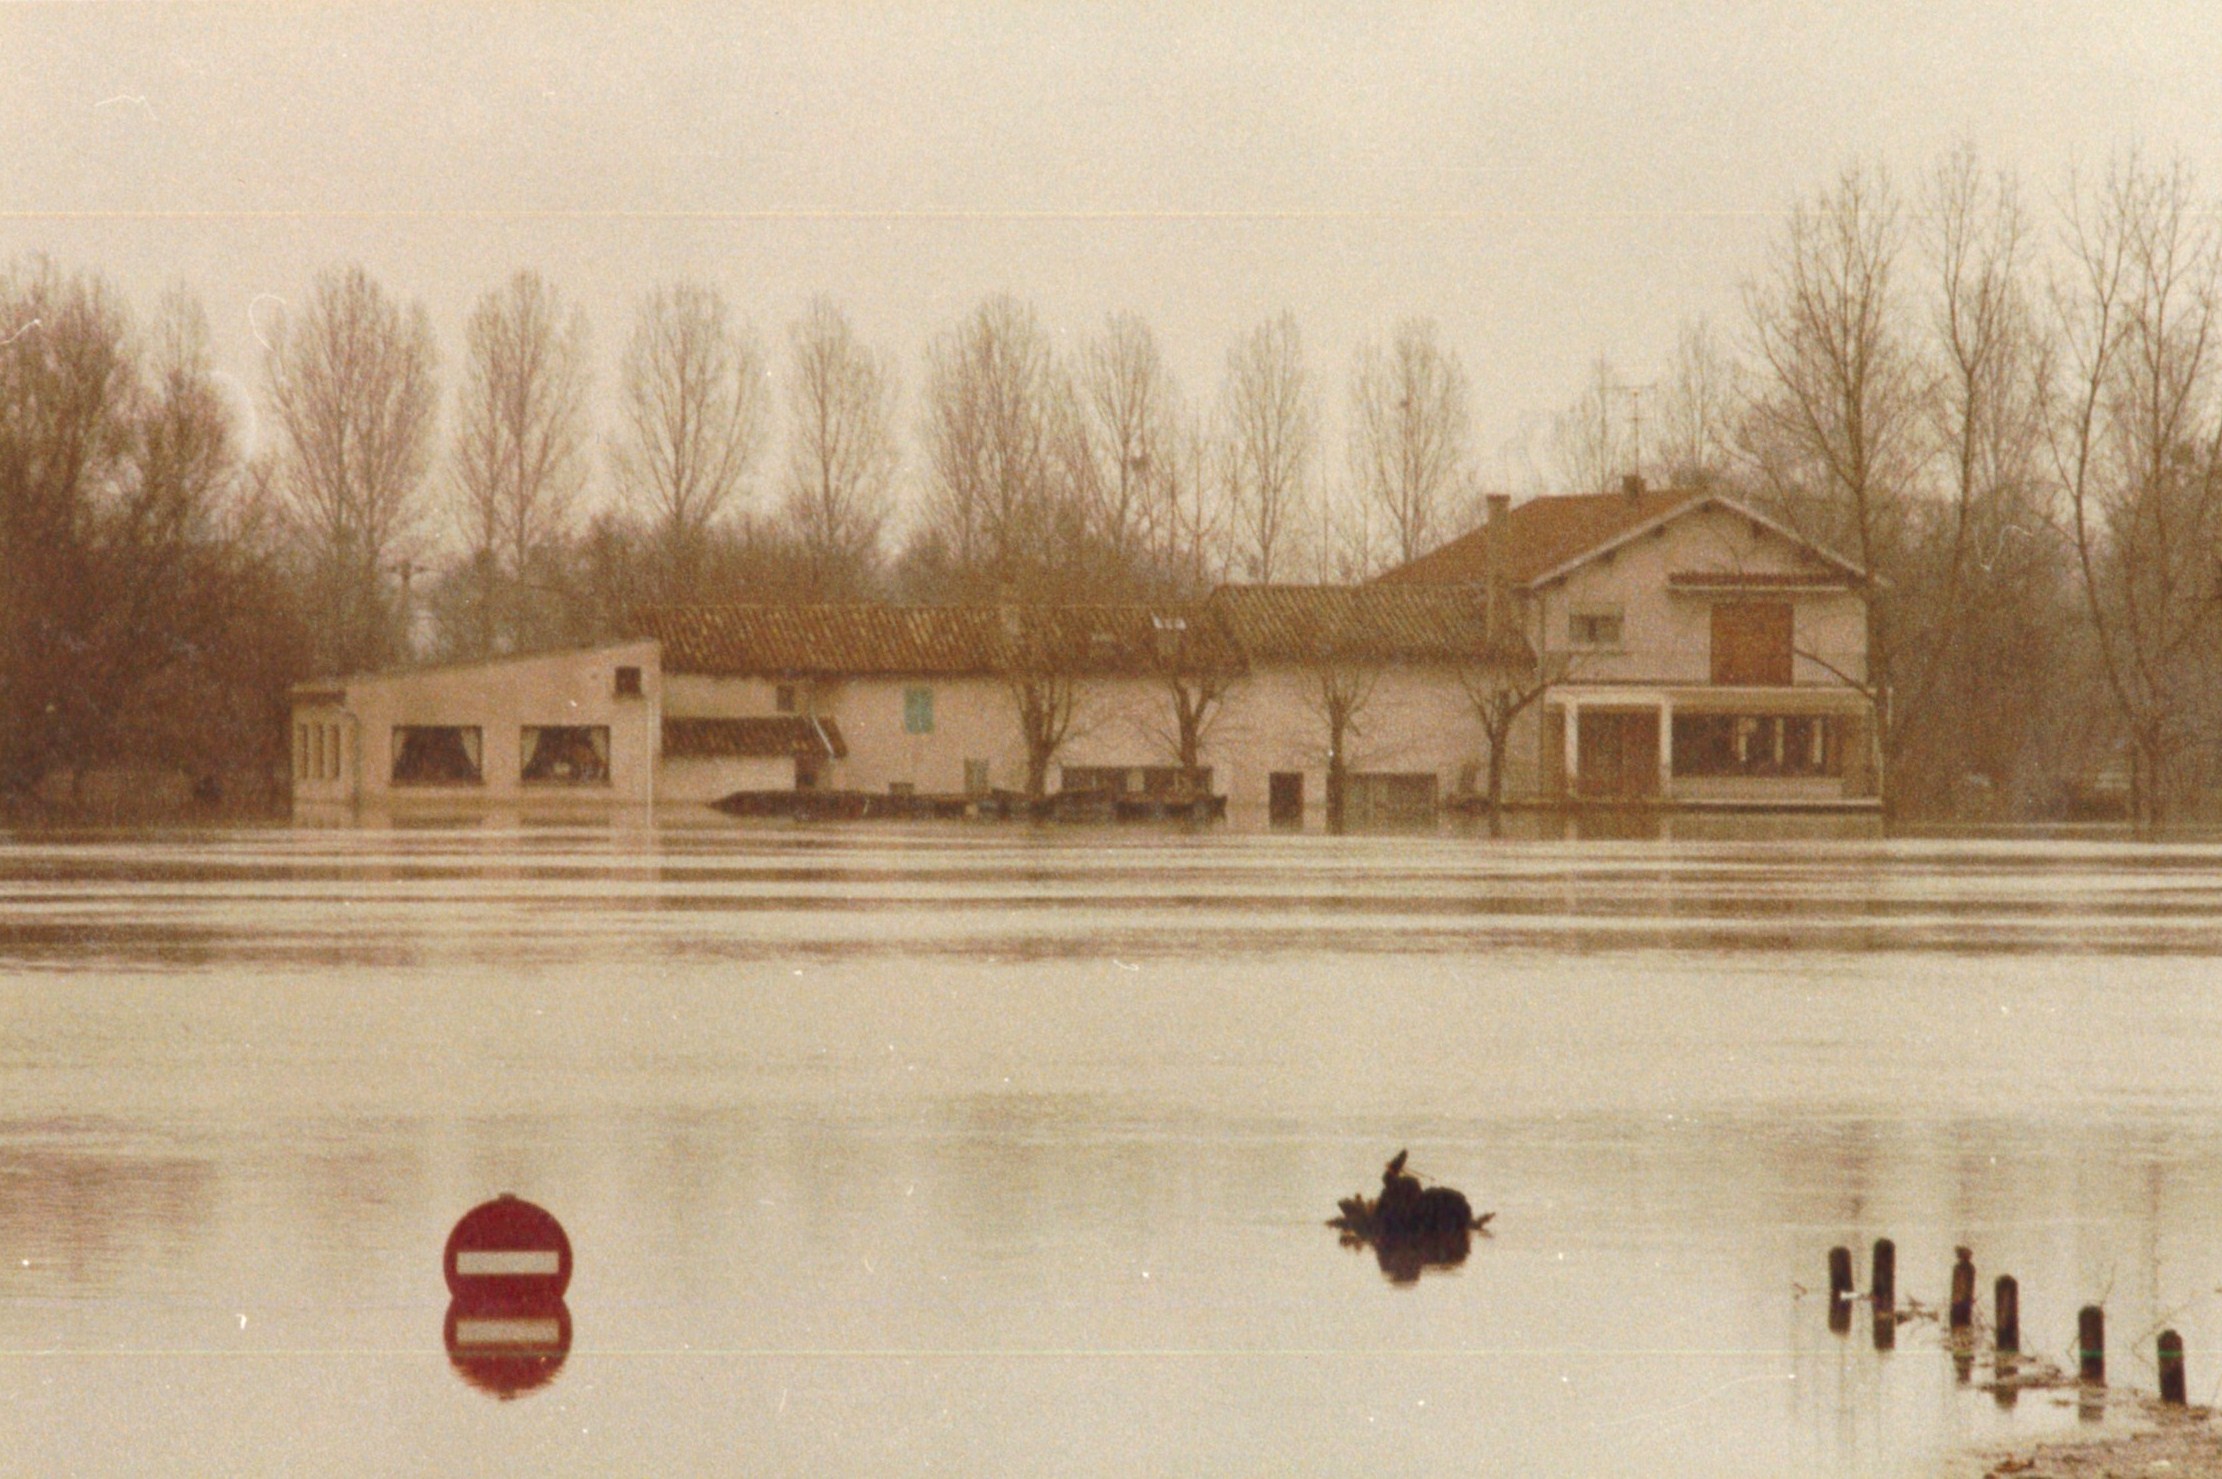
(5, 2, 2219, 504)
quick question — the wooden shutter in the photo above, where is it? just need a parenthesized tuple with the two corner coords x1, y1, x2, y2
(1710, 602, 1793, 685)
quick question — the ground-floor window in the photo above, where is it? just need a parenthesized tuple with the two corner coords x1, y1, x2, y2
(1671, 713, 1841, 778)
(391, 726, 484, 785)
(964, 759, 991, 796)
(521, 726, 611, 784)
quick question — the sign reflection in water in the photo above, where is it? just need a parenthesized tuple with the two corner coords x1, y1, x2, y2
(440, 1195, 574, 1400)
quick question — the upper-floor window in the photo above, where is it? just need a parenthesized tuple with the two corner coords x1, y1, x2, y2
(775, 683, 797, 714)
(903, 686, 935, 735)
(615, 665, 643, 698)
(1710, 601, 1793, 686)
(1568, 606, 1624, 649)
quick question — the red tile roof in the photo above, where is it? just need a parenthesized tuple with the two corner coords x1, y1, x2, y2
(662, 716, 848, 760)
(1377, 487, 1705, 588)
(1205, 584, 1528, 665)
(638, 603, 1243, 678)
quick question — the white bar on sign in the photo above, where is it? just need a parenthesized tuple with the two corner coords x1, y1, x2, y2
(453, 1318, 562, 1346)
(454, 1250, 562, 1276)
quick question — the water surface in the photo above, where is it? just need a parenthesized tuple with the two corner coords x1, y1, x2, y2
(3, 826, 2219, 1474)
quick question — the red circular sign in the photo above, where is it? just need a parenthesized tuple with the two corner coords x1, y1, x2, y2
(443, 1194, 572, 1301)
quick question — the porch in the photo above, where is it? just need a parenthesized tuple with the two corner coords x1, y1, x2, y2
(1541, 686, 1879, 809)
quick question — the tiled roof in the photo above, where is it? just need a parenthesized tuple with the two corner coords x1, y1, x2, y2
(1204, 584, 1527, 665)
(642, 605, 1000, 676)
(662, 716, 848, 760)
(1377, 487, 1706, 588)
(638, 603, 1242, 678)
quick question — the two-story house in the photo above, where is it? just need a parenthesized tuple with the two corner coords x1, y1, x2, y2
(1381, 480, 1880, 810)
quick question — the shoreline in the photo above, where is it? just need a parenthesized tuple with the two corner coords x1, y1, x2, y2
(1948, 1399, 2220, 1477)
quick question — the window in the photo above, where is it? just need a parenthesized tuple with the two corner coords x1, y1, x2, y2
(964, 759, 991, 797)
(1569, 606, 1624, 648)
(521, 726, 611, 785)
(391, 727, 484, 785)
(614, 666, 643, 698)
(296, 724, 310, 781)
(903, 686, 934, 734)
(775, 684, 797, 714)
(1670, 714, 1840, 778)
(323, 725, 340, 780)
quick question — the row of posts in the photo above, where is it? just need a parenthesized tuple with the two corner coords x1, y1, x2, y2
(1828, 1239, 2188, 1406)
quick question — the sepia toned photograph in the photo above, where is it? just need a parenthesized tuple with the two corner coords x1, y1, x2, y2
(6, 4, 2222, 1473)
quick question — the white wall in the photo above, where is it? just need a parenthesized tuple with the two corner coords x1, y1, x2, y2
(1532, 502, 1869, 688)
(294, 640, 661, 808)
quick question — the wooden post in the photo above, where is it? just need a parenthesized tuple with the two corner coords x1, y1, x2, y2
(2078, 1305, 2105, 1385)
(1827, 1245, 1852, 1334)
(1871, 1238, 1895, 1312)
(1949, 1247, 1975, 1331)
(2160, 1330, 2186, 1406)
(1994, 1275, 2019, 1353)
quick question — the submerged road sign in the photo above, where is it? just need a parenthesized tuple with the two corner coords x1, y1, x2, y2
(443, 1194, 573, 1302)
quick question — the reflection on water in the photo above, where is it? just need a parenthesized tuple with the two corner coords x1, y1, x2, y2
(3, 826, 2222, 1473)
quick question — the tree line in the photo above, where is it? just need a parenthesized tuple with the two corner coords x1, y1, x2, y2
(1, 146, 2217, 822)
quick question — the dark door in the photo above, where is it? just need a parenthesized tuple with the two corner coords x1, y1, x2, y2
(1268, 771, 1304, 826)
(1576, 711, 1659, 799)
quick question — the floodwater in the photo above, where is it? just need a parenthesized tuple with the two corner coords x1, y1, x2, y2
(3, 824, 2222, 1475)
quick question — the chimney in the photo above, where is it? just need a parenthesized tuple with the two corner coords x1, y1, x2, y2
(1484, 493, 1511, 638)
(1622, 472, 1646, 502)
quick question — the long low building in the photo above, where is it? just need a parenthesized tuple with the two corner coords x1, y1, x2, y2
(290, 486, 1885, 824)
(291, 587, 1529, 825)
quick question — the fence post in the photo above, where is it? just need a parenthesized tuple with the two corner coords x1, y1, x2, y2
(2078, 1305, 2105, 1385)
(1994, 1275, 2019, 1354)
(1949, 1247, 1975, 1330)
(2160, 1330, 2186, 1406)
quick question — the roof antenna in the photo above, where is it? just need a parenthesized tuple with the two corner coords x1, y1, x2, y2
(1606, 379, 1654, 498)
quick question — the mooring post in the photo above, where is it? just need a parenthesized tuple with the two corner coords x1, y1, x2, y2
(1949, 1247, 1975, 1330)
(1828, 1245, 1853, 1302)
(1871, 1238, 1895, 1313)
(2160, 1330, 2186, 1406)
(2078, 1305, 2105, 1385)
(1994, 1275, 2019, 1354)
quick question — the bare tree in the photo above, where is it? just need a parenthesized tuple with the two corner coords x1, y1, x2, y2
(1348, 318, 1474, 570)
(997, 605, 1088, 798)
(918, 295, 1083, 600)
(449, 269, 591, 654)
(613, 281, 767, 604)
(1742, 164, 1924, 813)
(1221, 313, 1315, 582)
(1154, 411, 1228, 595)
(1310, 655, 1380, 833)
(1135, 608, 1237, 779)
(263, 264, 439, 674)
(2051, 155, 2222, 828)
(1887, 147, 2060, 814)
(1073, 312, 1185, 592)
(780, 296, 895, 600)
(0, 262, 138, 791)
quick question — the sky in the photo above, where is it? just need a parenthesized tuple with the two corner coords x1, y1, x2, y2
(4, 1, 2220, 511)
